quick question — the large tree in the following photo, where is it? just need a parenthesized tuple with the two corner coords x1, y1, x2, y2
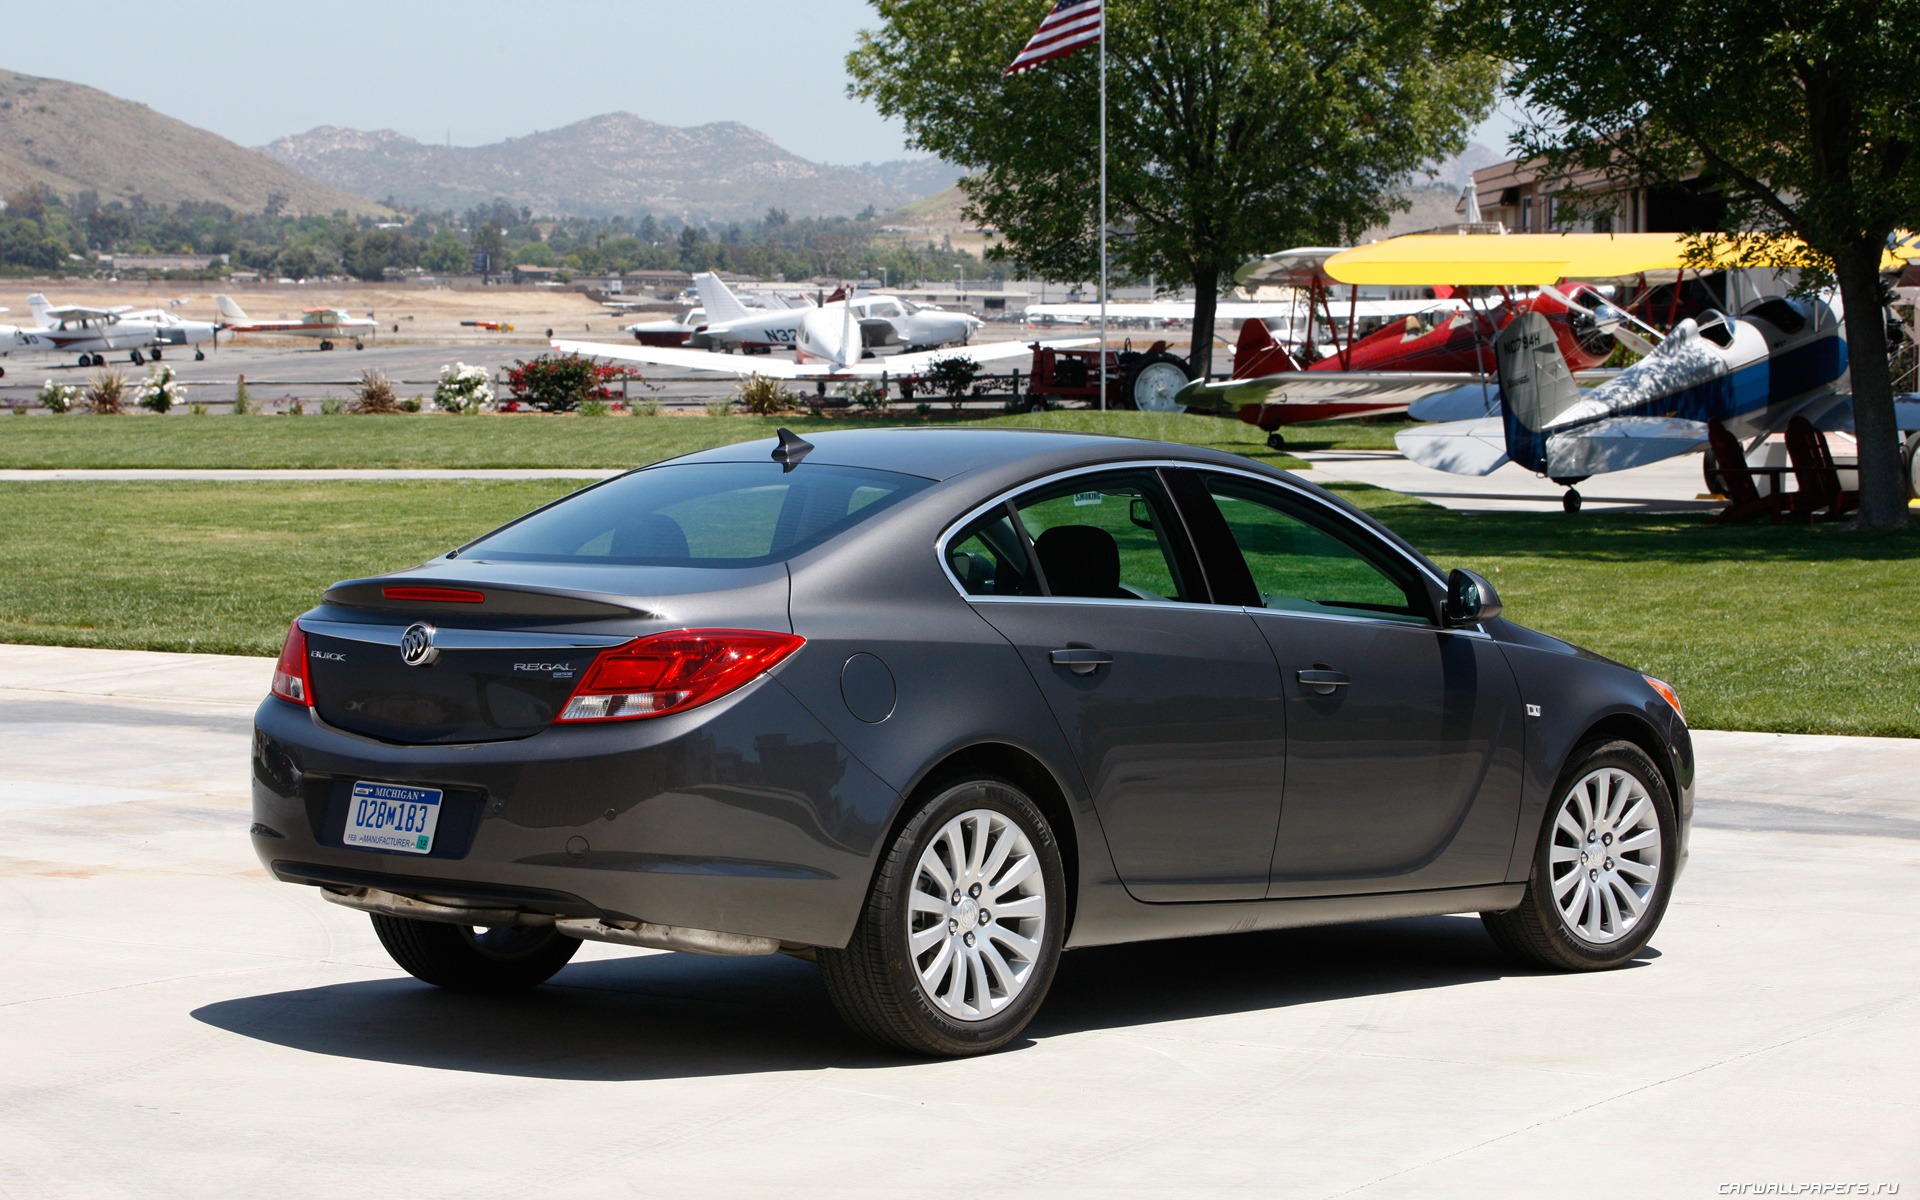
(848, 0, 1497, 378)
(1486, 0, 1920, 528)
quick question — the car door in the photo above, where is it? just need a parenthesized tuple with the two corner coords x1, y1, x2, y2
(947, 468, 1287, 902)
(1169, 469, 1525, 898)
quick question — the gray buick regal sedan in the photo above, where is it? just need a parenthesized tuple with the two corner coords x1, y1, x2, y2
(250, 427, 1693, 1056)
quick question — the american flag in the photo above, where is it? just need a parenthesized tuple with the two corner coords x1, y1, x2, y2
(1002, 0, 1103, 77)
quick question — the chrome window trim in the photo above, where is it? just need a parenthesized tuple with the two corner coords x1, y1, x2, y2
(935, 459, 1452, 623)
(1240, 606, 1491, 639)
(300, 620, 634, 652)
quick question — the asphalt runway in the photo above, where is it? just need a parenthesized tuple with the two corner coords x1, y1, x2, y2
(0, 324, 1054, 411)
(1, 643, 1914, 1197)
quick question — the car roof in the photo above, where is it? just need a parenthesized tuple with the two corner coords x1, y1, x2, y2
(665, 426, 1264, 483)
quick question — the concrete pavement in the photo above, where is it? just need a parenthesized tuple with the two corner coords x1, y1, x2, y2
(1, 643, 1915, 1197)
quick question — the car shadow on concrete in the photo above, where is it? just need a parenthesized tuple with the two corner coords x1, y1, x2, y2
(190, 915, 1648, 1081)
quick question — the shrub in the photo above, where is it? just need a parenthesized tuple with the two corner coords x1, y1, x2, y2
(231, 378, 254, 415)
(352, 370, 401, 415)
(432, 362, 495, 414)
(189, 403, 207, 416)
(704, 399, 735, 418)
(633, 398, 663, 417)
(504, 352, 642, 413)
(134, 365, 186, 413)
(38, 380, 78, 414)
(914, 402, 933, 417)
(837, 379, 889, 413)
(85, 370, 127, 415)
(400, 397, 423, 413)
(320, 396, 346, 416)
(733, 373, 797, 415)
(577, 400, 610, 417)
(286, 399, 305, 416)
(925, 355, 984, 409)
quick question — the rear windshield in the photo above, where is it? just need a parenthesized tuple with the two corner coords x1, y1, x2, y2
(461, 461, 931, 566)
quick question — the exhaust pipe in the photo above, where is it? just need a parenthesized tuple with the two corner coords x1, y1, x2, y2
(554, 918, 779, 957)
(321, 885, 779, 956)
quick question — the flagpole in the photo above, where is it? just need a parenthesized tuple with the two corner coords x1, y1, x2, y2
(1097, 1, 1108, 412)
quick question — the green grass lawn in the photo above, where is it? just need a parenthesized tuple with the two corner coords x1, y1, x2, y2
(0, 409, 1406, 469)
(0, 477, 1912, 736)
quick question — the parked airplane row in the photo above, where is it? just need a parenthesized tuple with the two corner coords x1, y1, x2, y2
(0, 294, 377, 373)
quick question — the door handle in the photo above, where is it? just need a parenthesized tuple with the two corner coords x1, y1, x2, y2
(1049, 647, 1113, 676)
(1296, 668, 1349, 695)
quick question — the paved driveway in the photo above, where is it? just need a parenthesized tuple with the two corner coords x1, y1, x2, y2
(2, 645, 1914, 1197)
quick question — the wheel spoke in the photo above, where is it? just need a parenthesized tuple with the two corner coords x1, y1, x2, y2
(1599, 877, 1625, 935)
(1617, 829, 1660, 853)
(919, 937, 954, 989)
(978, 940, 1019, 997)
(1615, 857, 1658, 883)
(979, 821, 1018, 888)
(986, 924, 1040, 963)
(1551, 842, 1584, 864)
(1610, 877, 1643, 920)
(910, 922, 948, 955)
(967, 947, 992, 1013)
(965, 813, 992, 879)
(1615, 798, 1650, 837)
(990, 895, 1045, 921)
(988, 853, 1038, 899)
(909, 889, 948, 916)
(1555, 809, 1587, 844)
(1552, 866, 1583, 902)
(942, 826, 969, 885)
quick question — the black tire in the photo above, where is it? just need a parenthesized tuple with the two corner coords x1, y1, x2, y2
(130, 349, 144, 365)
(1903, 431, 1920, 502)
(1118, 351, 1191, 412)
(1266, 431, 1287, 451)
(1481, 739, 1678, 970)
(819, 775, 1066, 1057)
(194, 349, 205, 361)
(370, 915, 580, 992)
(1562, 489, 1583, 513)
(355, 340, 365, 350)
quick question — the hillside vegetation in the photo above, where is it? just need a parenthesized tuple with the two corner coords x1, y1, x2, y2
(0, 68, 380, 217)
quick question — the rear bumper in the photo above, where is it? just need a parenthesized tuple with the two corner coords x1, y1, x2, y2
(250, 674, 900, 948)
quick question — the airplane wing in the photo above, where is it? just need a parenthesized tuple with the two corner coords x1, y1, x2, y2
(1234, 247, 1347, 288)
(1026, 298, 1460, 324)
(40, 303, 124, 321)
(1542, 416, 1710, 477)
(1395, 417, 1512, 475)
(1177, 370, 1478, 413)
(552, 337, 1097, 381)
(1326, 231, 1843, 287)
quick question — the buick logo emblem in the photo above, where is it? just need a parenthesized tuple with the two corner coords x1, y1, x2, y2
(399, 623, 439, 667)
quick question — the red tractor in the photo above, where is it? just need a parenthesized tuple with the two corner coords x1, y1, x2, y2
(1025, 340, 1193, 411)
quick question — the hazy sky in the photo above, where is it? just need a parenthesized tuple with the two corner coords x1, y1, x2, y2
(1, 0, 1519, 166)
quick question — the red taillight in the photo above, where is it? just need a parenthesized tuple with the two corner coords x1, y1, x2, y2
(382, 586, 485, 604)
(556, 628, 804, 723)
(272, 619, 313, 707)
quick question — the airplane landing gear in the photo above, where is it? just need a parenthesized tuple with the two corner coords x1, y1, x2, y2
(151, 347, 164, 360)
(130, 349, 145, 365)
(1266, 431, 1287, 451)
(354, 339, 365, 350)
(1562, 489, 1583, 513)
(319, 339, 335, 351)
(194, 349, 205, 361)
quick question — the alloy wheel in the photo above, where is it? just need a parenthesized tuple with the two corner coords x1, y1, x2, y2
(1549, 766, 1663, 944)
(906, 808, 1048, 1021)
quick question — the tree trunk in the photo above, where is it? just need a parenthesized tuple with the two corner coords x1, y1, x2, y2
(1834, 247, 1909, 529)
(1189, 265, 1219, 380)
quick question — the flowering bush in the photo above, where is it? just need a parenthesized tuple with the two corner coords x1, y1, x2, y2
(505, 352, 646, 412)
(134, 365, 187, 413)
(38, 380, 79, 414)
(432, 362, 495, 414)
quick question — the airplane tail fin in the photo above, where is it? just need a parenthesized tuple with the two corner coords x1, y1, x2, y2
(27, 294, 51, 325)
(692, 272, 752, 325)
(1231, 318, 1300, 379)
(796, 304, 858, 371)
(215, 294, 248, 323)
(1494, 311, 1583, 470)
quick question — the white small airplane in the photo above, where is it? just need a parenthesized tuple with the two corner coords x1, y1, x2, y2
(674, 273, 982, 355)
(12, 294, 220, 367)
(215, 295, 377, 350)
(625, 279, 811, 347)
(558, 297, 1090, 383)
(1398, 294, 1859, 510)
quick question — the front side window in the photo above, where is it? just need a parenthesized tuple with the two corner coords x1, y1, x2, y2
(462, 462, 931, 566)
(1010, 472, 1196, 602)
(1199, 474, 1428, 623)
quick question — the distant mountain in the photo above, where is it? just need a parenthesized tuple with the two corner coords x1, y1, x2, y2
(262, 115, 959, 223)
(0, 67, 382, 216)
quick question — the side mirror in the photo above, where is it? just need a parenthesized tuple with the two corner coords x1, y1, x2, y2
(1443, 568, 1502, 626)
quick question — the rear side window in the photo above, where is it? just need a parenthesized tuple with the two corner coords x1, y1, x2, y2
(462, 462, 931, 566)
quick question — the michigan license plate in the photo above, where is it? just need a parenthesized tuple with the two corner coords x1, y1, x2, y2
(344, 782, 443, 854)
